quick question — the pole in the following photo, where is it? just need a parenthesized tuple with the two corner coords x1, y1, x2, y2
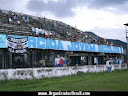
(124, 24, 128, 64)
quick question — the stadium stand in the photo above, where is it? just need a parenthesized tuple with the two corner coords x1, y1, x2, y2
(0, 9, 125, 69)
(0, 9, 120, 46)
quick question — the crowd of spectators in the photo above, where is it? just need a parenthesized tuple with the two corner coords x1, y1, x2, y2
(105, 56, 124, 72)
(105, 56, 124, 64)
(7, 10, 30, 27)
(0, 9, 121, 47)
(31, 26, 55, 38)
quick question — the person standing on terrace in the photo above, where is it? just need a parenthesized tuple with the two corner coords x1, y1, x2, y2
(9, 10, 13, 15)
(41, 29, 45, 37)
(0, 9, 3, 16)
(35, 27, 39, 36)
(106, 58, 111, 72)
(22, 15, 25, 23)
(94, 57, 98, 65)
(31, 26, 35, 35)
(26, 15, 29, 23)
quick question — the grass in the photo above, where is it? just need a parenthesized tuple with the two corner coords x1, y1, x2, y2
(0, 69, 128, 91)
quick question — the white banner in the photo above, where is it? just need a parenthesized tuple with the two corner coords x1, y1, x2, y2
(7, 36, 28, 53)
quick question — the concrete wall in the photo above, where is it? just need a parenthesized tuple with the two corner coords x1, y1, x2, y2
(0, 64, 127, 80)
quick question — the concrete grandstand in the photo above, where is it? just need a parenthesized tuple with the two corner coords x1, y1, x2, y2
(0, 9, 126, 69)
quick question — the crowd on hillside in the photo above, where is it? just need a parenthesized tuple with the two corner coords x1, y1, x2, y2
(0, 9, 122, 47)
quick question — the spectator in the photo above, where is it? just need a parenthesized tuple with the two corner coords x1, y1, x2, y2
(106, 58, 111, 72)
(41, 29, 45, 37)
(119, 57, 123, 64)
(76, 60, 78, 66)
(67, 32, 71, 36)
(63, 57, 67, 67)
(0, 9, 3, 16)
(43, 17, 46, 21)
(51, 32, 55, 38)
(50, 31, 53, 38)
(39, 58, 46, 67)
(38, 28, 42, 36)
(15, 14, 18, 20)
(45, 30, 48, 38)
(35, 27, 39, 36)
(55, 55, 60, 67)
(47, 30, 50, 38)
(94, 57, 98, 65)
(66, 25, 70, 29)
(113, 57, 118, 64)
(22, 16, 25, 23)
(8, 17, 12, 24)
(17, 20, 21, 25)
(59, 57, 63, 67)
(9, 10, 13, 15)
(31, 26, 35, 35)
(13, 14, 16, 20)
(54, 21, 57, 27)
(109, 58, 113, 65)
(111, 42, 113, 46)
(26, 15, 29, 22)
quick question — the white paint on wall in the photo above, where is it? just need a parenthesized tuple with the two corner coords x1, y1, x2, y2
(0, 64, 127, 80)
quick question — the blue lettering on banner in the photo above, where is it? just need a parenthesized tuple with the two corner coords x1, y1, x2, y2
(49, 39, 56, 49)
(110, 46, 113, 53)
(85, 43, 91, 52)
(98, 45, 101, 52)
(113, 47, 116, 53)
(28, 37, 36, 48)
(111, 46, 114, 53)
(67, 42, 74, 50)
(0, 34, 124, 54)
(102, 45, 104, 52)
(109, 46, 112, 53)
(107, 46, 110, 53)
(106, 46, 109, 53)
(74, 42, 80, 51)
(28, 36, 124, 54)
(56, 40, 64, 50)
(46, 39, 49, 49)
(117, 47, 120, 53)
(79, 42, 85, 51)
(118, 47, 121, 53)
(115, 47, 118, 53)
(104, 45, 108, 53)
(37, 37, 46, 49)
(103, 45, 107, 53)
(90, 44, 95, 52)
(119, 48, 121, 53)
(116, 47, 119, 53)
(22, 35, 124, 54)
(0, 34, 6, 48)
(95, 44, 98, 52)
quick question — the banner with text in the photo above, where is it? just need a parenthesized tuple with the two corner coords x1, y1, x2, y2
(28, 37, 124, 54)
(0, 34, 124, 54)
(7, 35, 28, 53)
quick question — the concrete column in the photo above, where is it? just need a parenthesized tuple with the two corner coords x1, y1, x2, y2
(2, 52, 4, 69)
(9, 52, 12, 68)
(88, 56, 92, 65)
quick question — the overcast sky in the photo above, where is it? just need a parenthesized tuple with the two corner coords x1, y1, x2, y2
(0, 0, 128, 42)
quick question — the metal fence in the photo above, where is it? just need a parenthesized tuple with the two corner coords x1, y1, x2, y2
(0, 52, 126, 69)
